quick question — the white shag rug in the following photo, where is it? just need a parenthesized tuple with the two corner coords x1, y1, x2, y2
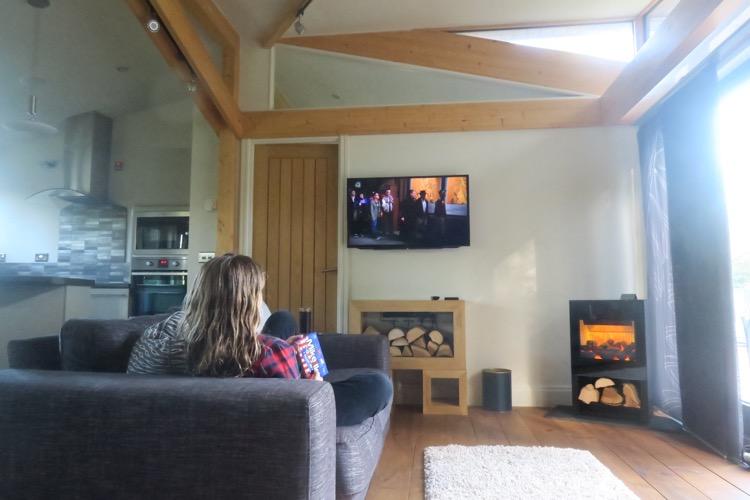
(424, 445, 638, 500)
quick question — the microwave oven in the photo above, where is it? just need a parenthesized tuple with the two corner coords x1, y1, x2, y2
(130, 208, 190, 257)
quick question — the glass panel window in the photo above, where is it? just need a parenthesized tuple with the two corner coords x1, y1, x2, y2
(716, 78, 750, 403)
(461, 22, 637, 62)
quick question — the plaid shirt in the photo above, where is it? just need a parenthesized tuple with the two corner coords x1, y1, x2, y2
(245, 334, 309, 379)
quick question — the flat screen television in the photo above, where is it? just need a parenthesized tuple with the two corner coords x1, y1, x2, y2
(346, 175, 470, 249)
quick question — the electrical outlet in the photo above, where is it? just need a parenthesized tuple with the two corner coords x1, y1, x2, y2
(198, 252, 215, 263)
(35, 253, 49, 262)
(0, 253, 6, 263)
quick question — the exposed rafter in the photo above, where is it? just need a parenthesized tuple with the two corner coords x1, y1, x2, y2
(263, 0, 313, 48)
(279, 30, 625, 96)
(601, 0, 750, 124)
(182, 0, 239, 52)
(125, 0, 223, 134)
(150, 0, 244, 137)
(243, 98, 601, 139)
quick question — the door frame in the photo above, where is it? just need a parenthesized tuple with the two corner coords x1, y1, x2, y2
(241, 136, 349, 332)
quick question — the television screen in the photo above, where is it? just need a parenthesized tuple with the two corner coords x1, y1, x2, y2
(346, 175, 470, 249)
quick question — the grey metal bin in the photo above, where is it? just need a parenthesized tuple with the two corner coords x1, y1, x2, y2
(482, 368, 512, 411)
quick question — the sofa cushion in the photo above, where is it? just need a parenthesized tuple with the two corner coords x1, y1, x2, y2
(61, 314, 168, 372)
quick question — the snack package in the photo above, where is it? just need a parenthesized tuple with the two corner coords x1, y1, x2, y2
(294, 333, 329, 378)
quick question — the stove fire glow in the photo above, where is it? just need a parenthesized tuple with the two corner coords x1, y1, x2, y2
(579, 321, 636, 362)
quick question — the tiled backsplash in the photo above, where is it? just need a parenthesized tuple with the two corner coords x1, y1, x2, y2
(0, 203, 130, 284)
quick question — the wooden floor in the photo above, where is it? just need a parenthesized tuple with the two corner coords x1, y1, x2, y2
(367, 406, 750, 500)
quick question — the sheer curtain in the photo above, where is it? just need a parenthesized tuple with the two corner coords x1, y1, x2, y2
(638, 122, 682, 422)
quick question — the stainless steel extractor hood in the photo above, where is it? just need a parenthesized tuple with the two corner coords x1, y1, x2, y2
(27, 111, 114, 204)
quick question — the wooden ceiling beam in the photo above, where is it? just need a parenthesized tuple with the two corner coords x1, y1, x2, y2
(243, 98, 602, 139)
(125, 0, 223, 134)
(263, 0, 312, 48)
(150, 0, 244, 137)
(601, 0, 750, 124)
(278, 30, 625, 96)
(181, 0, 239, 52)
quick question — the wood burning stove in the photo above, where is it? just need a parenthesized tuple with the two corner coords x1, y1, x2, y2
(569, 299, 648, 422)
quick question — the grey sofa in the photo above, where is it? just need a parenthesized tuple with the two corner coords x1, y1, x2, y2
(0, 314, 392, 500)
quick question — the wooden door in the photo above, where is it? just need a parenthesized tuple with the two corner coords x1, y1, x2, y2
(252, 144, 338, 332)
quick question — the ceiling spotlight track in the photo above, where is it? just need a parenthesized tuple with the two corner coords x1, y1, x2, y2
(294, 0, 314, 36)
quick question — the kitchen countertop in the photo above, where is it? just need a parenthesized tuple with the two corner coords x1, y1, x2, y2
(0, 275, 129, 288)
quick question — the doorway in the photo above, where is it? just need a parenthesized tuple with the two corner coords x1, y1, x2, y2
(252, 144, 339, 332)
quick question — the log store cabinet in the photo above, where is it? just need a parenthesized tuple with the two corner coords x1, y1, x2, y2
(349, 300, 467, 415)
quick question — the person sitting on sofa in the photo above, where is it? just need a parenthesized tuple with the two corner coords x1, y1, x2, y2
(127, 253, 391, 426)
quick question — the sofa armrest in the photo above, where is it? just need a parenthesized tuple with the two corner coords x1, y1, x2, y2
(0, 370, 336, 500)
(7, 336, 61, 370)
(318, 333, 390, 372)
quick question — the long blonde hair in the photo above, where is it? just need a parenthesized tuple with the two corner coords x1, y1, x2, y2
(181, 253, 266, 377)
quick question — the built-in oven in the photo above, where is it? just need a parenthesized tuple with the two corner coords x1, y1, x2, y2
(131, 208, 190, 257)
(131, 256, 188, 316)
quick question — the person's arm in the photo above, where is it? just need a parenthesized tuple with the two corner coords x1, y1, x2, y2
(253, 340, 302, 379)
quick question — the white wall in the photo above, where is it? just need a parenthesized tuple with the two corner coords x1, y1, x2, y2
(187, 107, 219, 288)
(109, 99, 193, 208)
(239, 42, 272, 112)
(0, 133, 65, 262)
(343, 127, 645, 406)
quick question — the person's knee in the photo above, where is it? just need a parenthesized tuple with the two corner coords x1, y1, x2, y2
(262, 310, 297, 338)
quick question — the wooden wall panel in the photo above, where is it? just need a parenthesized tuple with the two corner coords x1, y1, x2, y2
(277, 160, 293, 310)
(313, 160, 328, 332)
(301, 159, 317, 318)
(251, 149, 269, 269)
(265, 160, 281, 310)
(289, 159, 305, 316)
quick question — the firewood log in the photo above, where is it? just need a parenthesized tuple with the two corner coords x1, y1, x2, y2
(389, 346, 402, 357)
(436, 344, 453, 357)
(406, 326, 426, 344)
(427, 340, 440, 356)
(600, 387, 624, 406)
(412, 345, 430, 357)
(594, 377, 615, 389)
(411, 336, 427, 349)
(391, 337, 409, 347)
(578, 384, 599, 405)
(402, 345, 413, 357)
(387, 328, 405, 341)
(622, 383, 641, 409)
(363, 326, 381, 336)
(427, 330, 444, 345)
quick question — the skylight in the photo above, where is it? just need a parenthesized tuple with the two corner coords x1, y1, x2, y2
(461, 22, 637, 63)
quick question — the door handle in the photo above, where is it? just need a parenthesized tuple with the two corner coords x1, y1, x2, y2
(322, 268, 338, 273)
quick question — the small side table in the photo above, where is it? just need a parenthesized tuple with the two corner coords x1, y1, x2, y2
(422, 369, 468, 415)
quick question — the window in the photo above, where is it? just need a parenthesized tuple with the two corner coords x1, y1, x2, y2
(461, 22, 637, 63)
(716, 77, 750, 403)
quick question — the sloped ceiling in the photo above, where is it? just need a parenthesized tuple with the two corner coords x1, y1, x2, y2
(215, 0, 652, 42)
(0, 0, 188, 138)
